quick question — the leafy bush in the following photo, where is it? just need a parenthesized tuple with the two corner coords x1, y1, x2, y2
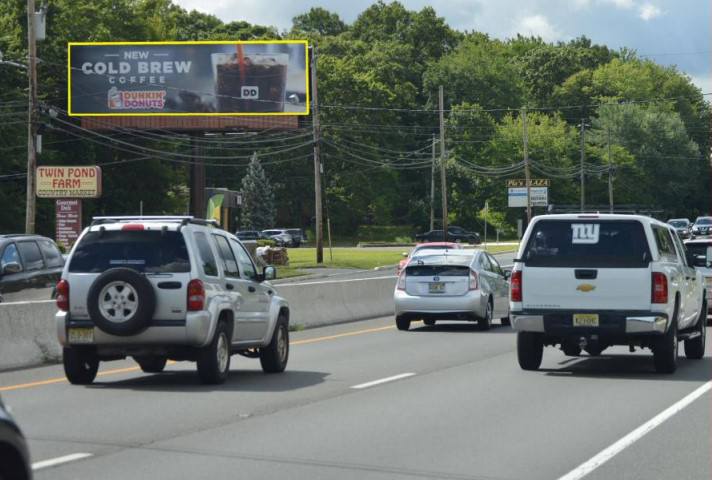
(356, 225, 415, 242)
(256, 239, 276, 247)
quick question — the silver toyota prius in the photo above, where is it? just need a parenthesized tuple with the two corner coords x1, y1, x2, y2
(394, 249, 510, 331)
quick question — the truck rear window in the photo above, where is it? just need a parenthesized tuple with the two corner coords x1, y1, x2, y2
(523, 220, 651, 268)
(69, 230, 190, 273)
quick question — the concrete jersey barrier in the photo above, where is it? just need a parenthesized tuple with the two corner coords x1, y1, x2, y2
(0, 276, 397, 370)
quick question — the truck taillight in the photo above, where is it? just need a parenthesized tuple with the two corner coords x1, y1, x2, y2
(397, 271, 406, 291)
(652, 272, 668, 304)
(56, 279, 69, 311)
(510, 270, 522, 302)
(187, 279, 205, 311)
(469, 269, 479, 290)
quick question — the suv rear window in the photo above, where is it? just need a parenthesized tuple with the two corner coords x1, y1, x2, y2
(523, 220, 651, 268)
(69, 230, 190, 273)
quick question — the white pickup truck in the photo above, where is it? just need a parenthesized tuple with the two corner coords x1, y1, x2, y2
(510, 214, 707, 373)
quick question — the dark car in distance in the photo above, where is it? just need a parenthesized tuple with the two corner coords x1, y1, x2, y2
(691, 216, 712, 238)
(0, 234, 64, 303)
(236, 230, 270, 241)
(0, 395, 32, 480)
(285, 229, 305, 247)
(415, 226, 481, 245)
(667, 218, 692, 239)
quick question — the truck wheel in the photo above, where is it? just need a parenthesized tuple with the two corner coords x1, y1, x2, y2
(197, 322, 231, 384)
(684, 299, 707, 360)
(517, 332, 543, 371)
(260, 315, 289, 373)
(63, 347, 99, 385)
(478, 299, 493, 331)
(134, 356, 167, 373)
(562, 344, 582, 356)
(396, 315, 411, 331)
(653, 320, 678, 374)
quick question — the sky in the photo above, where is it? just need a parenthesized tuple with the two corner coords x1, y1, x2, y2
(172, 0, 710, 94)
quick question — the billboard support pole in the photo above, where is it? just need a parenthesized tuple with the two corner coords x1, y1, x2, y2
(25, 0, 37, 234)
(522, 108, 531, 223)
(439, 85, 447, 241)
(189, 133, 206, 219)
(311, 44, 323, 263)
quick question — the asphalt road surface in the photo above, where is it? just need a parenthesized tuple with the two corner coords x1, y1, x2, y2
(1, 312, 709, 480)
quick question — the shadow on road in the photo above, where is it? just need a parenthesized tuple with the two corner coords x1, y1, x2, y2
(409, 322, 515, 334)
(85, 369, 330, 392)
(541, 354, 712, 382)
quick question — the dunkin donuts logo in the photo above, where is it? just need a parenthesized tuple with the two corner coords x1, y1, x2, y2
(108, 87, 166, 109)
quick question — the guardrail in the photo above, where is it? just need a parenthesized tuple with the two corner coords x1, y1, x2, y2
(0, 276, 397, 371)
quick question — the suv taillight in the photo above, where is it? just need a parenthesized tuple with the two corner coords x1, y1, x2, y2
(187, 279, 205, 311)
(510, 270, 522, 302)
(469, 269, 479, 290)
(652, 272, 668, 304)
(56, 279, 69, 311)
(397, 271, 406, 291)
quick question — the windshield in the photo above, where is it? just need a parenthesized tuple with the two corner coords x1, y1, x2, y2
(668, 220, 687, 228)
(263, 230, 282, 235)
(695, 218, 712, 225)
(69, 230, 190, 273)
(686, 243, 712, 262)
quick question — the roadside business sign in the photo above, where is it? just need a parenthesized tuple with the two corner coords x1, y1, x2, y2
(508, 187, 549, 207)
(37, 166, 102, 198)
(68, 41, 309, 116)
(55, 199, 82, 246)
(505, 178, 550, 187)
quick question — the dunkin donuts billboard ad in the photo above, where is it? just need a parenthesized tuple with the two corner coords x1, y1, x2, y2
(68, 41, 309, 116)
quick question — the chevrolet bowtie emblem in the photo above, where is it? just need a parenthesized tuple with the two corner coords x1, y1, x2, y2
(577, 284, 596, 292)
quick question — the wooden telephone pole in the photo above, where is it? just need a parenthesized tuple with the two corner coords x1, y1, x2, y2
(25, 0, 38, 233)
(311, 44, 323, 263)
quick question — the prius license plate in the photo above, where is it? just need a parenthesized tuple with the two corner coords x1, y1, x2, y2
(573, 314, 599, 327)
(68, 327, 94, 343)
(428, 282, 445, 293)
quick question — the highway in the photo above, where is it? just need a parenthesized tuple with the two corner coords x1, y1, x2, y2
(1, 311, 709, 479)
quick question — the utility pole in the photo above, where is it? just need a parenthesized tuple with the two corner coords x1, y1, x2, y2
(522, 108, 531, 223)
(25, 0, 37, 234)
(607, 125, 614, 213)
(311, 44, 323, 263)
(580, 120, 586, 211)
(430, 134, 435, 231)
(438, 86, 447, 241)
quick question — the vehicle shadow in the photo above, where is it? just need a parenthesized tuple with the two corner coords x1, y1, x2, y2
(541, 354, 712, 382)
(85, 369, 330, 393)
(409, 322, 515, 334)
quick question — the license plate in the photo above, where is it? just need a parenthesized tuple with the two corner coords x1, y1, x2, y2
(68, 327, 94, 343)
(428, 282, 445, 293)
(573, 314, 599, 327)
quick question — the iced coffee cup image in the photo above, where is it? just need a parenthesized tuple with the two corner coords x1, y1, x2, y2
(211, 52, 289, 113)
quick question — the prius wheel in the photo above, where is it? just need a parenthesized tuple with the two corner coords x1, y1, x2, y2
(478, 300, 493, 331)
(396, 316, 411, 331)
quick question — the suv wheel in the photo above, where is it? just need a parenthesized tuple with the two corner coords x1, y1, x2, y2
(478, 299, 493, 331)
(260, 315, 289, 373)
(197, 322, 231, 384)
(684, 298, 707, 360)
(63, 346, 99, 385)
(134, 356, 167, 373)
(395, 315, 410, 331)
(517, 332, 543, 371)
(87, 268, 156, 337)
(653, 319, 678, 374)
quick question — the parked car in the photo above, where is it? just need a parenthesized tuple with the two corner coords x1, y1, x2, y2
(0, 394, 32, 480)
(510, 214, 707, 373)
(0, 234, 64, 303)
(56, 216, 290, 385)
(691, 216, 712, 238)
(415, 226, 481, 244)
(236, 230, 270, 241)
(667, 218, 692, 239)
(685, 237, 712, 320)
(397, 242, 463, 275)
(262, 229, 293, 247)
(285, 229, 306, 247)
(394, 249, 510, 331)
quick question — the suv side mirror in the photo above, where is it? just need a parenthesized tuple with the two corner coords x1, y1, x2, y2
(503, 270, 512, 280)
(263, 265, 276, 281)
(2, 262, 22, 275)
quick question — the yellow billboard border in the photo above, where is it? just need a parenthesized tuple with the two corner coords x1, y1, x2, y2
(67, 40, 310, 117)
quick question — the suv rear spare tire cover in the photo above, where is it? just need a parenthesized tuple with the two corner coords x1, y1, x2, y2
(87, 268, 156, 336)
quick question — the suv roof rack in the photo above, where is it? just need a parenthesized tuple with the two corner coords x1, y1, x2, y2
(91, 216, 221, 229)
(0, 233, 38, 238)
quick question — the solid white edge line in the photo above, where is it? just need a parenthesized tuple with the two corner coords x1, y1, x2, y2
(32, 453, 93, 471)
(556, 381, 712, 480)
(351, 373, 416, 390)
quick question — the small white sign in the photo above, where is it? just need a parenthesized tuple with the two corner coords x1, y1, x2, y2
(571, 224, 600, 244)
(508, 187, 548, 207)
(241, 86, 259, 99)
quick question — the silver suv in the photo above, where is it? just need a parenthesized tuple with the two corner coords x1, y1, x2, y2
(55, 216, 290, 385)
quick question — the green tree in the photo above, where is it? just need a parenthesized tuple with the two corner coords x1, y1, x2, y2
(292, 7, 346, 36)
(241, 153, 275, 230)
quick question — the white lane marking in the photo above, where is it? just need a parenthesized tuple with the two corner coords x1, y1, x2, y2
(32, 453, 93, 471)
(351, 373, 416, 390)
(557, 381, 712, 480)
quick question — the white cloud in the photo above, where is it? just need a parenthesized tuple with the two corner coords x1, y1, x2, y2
(512, 14, 562, 42)
(600, 0, 635, 9)
(572, 0, 591, 9)
(688, 74, 712, 94)
(639, 3, 662, 20)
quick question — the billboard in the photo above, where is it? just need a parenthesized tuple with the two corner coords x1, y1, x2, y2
(68, 41, 309, 116)
(508, 187, 548, 208)
(37, 166, 102, 198)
